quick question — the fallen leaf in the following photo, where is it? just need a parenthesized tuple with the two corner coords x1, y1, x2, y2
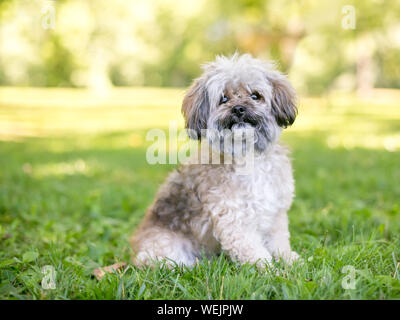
(93, 262, 127, 280)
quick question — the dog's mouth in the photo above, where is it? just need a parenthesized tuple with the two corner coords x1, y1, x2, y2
(230, 118, 258, 130)
(220, 114, 259, 130)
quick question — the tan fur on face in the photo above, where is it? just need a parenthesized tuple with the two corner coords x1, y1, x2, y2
(130, 54, 300, 269)
(222, 83, 264, 109)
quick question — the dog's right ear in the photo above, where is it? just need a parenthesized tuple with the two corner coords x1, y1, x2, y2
(182, 77, 209, 140)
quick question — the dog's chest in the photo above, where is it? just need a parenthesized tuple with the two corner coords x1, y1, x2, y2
(242, 162, 288, 209)
(192, 146, 294, 235)
(228, 155, 294, 228)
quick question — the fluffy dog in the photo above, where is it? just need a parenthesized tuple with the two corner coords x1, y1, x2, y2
(130, 53, 299, 269)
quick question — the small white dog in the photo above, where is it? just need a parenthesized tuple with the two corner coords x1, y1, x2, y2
(130, 53, 299, 269)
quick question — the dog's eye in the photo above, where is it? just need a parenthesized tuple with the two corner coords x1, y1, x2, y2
(219, 95, 229, 105)
(250, 92, 261, 100)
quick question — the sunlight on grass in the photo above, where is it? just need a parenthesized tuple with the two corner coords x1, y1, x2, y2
(0, 87, 186, 137)
(1, 87, 400, 153)
(32, 159, 90, 178)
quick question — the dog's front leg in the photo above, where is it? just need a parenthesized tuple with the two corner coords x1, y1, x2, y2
(265, 211, 299, 264)
(211, 210, 272, 269)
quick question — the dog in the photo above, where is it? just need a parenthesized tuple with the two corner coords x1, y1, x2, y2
(130, 53, 299, 269)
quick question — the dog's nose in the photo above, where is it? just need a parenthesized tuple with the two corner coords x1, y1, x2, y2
(232, 105, 246, 117)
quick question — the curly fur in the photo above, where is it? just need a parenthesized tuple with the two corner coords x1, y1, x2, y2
(130, 53, 299, 269)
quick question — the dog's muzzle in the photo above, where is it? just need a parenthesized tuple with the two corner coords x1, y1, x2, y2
(222, 106, 259, 129)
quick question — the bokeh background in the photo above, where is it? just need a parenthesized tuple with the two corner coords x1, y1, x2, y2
(1, 0, 400, 92)
(0, 0, 400, 299)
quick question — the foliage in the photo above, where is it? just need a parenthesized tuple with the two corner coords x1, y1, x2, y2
(0, 0, 399, 93)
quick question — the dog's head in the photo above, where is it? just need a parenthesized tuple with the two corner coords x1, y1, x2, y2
(182, 53, 297, 153)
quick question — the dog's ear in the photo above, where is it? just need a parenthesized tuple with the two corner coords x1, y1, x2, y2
(182, 77, 209, 139)
(268, 72, 297, 128)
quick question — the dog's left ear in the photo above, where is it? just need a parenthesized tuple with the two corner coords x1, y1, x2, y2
(268, 72, 298, 128)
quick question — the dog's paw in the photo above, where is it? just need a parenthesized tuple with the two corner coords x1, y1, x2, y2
(275, 250, 302, 265)
(289, 251, 300, 261)
(286, 251, 304, 265)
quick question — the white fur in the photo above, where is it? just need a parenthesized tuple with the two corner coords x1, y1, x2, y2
(130, 53, 299, 269)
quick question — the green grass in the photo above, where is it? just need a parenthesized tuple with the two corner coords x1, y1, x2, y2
(0, 87, 399, 299)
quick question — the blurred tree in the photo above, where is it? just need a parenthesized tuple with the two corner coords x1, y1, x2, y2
(0, 0, 399, 93)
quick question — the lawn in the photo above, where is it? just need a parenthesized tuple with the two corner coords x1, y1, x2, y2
(0, 87, 399, 299)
